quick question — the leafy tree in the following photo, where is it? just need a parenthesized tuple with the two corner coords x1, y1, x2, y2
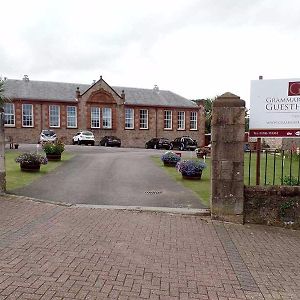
(203, 98, 214, 134)
(0, 78, 8, 192)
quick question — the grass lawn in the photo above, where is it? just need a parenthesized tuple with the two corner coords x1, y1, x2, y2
(244, 151, 300, 185)
(151, 156, 211, 207)
(5, 150, 74, 191)
(152, 151, 300, 208)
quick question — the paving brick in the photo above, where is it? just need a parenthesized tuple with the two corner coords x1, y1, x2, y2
(0, 195, 299, 299)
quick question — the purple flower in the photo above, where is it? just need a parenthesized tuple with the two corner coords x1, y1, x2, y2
(15, 153, 48, 165)
(176, 160, 206, 176)
(161, 151, 181, 163)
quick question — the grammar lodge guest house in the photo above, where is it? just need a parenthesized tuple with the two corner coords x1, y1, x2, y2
(3, 76, 205, 147)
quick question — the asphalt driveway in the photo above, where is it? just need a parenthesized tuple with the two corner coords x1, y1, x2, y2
(13, 145, 207, 209)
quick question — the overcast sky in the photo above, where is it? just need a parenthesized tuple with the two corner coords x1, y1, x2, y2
(1, 0, 300, 107)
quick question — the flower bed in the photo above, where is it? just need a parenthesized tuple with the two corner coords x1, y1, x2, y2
(15, 153, 48, 172)
(176, 160, 207, 179)
(161, 151, 181, 167)
(43, 141, 65, 161)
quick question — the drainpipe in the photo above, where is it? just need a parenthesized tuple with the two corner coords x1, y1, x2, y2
(40, 103, 43, 131)
(155, 107, 158, 138)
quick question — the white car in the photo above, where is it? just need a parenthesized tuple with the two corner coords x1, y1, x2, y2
(72, 131, 95, 146)
(39, 130, 57, 143)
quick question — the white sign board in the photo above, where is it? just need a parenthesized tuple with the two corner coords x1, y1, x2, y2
(249, 78, 300, 138)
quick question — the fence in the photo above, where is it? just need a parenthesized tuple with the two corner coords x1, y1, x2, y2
(245, 148, 300, 186)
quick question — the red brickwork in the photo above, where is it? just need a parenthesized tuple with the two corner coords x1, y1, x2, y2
(4, 80, 205, 147)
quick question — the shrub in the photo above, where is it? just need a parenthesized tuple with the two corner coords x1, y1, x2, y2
(15, 153, 48, 165)
(43, 141, 65, 155)
(161, 151, 181, 163)
(176, 159, 206, 176)
(282, 176, 299, 186)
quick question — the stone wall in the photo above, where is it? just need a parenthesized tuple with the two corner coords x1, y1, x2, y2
(244, 186, 300, 228)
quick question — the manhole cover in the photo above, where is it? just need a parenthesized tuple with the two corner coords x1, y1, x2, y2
(144, 191, 162, 195)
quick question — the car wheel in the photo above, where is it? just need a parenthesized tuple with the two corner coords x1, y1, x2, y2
(72, 139, 75, 145)
(91, 141, 95, 146)
(78, 140, 81, 145)
(169, 143, 173, 150)
(145, 143, 149, 149)
(180, 144, 185, 151)
(104, 142, 108, 147)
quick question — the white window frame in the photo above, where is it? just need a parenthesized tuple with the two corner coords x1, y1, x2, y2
(49, 105, 60, 128)
(67, 106, 77, 128)
(22, 104, 34, 127)
(164, 110, 172, 130)
(125, 108, 134, 129)
(139, 109, 148, 129)
(4, 103, 15, 127)
(102, 107, 112, 129)
(177, 111, 185, 130)
(91, 107, 100, 128)
(190, 111, 198, 130)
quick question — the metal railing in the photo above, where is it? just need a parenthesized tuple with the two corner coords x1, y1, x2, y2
(245, 149, 300, 186)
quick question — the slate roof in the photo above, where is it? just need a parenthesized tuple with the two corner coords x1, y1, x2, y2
(3, 79, 197, 108)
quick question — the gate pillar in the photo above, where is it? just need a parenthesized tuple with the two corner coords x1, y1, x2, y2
(211, 92, 245, 224)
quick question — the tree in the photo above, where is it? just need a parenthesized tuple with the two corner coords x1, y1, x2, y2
(203, 98, 213, 134)
(0, 78, 7, 193)
(245, 108, 250, 132)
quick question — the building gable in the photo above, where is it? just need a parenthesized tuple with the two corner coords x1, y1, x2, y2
(81, 77, 123, 106)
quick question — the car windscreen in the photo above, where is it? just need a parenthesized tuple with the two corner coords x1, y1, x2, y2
(82, 132, 93, 136)
(160, 138, 169, 142)
(42, 130, 55, 136)
(185, 138, 195, 145)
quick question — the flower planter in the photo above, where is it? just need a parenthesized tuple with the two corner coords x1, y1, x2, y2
(46, 153, 62, 161)
(20, 163, 41, 172)
(182, 171, 202, 180)
(163, 161, 177, 167)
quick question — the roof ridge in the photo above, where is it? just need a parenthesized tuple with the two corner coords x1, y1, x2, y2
(6, 78, 90, 86)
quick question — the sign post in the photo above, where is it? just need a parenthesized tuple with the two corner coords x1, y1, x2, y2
(250, 77, 300, 185)
(250, 78, 300, 138)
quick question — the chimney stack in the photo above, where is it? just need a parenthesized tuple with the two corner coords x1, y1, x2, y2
(121, 90, 125, 101)
(76, 87, 81, 99)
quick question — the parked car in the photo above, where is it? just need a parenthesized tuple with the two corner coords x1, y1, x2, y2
(170, 136, 197, 151)
(72, 131, 95, 145)
(100, 136, 121, 147)
(145, 138, 171, 150)
(39, 130, 57, 143)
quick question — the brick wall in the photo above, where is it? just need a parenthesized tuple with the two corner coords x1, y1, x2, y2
(4, 83, 205, 148)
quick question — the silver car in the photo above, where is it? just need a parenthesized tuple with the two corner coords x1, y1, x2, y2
(39, 130, 57, 143)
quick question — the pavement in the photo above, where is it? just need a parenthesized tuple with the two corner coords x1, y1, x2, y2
(0, 194, 299, 300)
(12, 145, 206, 209)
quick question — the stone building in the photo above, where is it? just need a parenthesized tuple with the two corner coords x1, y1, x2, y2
(3, 76, 205, 147)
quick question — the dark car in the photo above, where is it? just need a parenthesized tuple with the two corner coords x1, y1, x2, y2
(145, 138, 171, 150)
(100, 136, 121, 147)
(170, 136, 197, 151)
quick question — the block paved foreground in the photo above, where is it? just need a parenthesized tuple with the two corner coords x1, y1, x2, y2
(0, 195, 299, 300)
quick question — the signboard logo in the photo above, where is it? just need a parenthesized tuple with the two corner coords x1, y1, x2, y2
(288, 81, 300, 96)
